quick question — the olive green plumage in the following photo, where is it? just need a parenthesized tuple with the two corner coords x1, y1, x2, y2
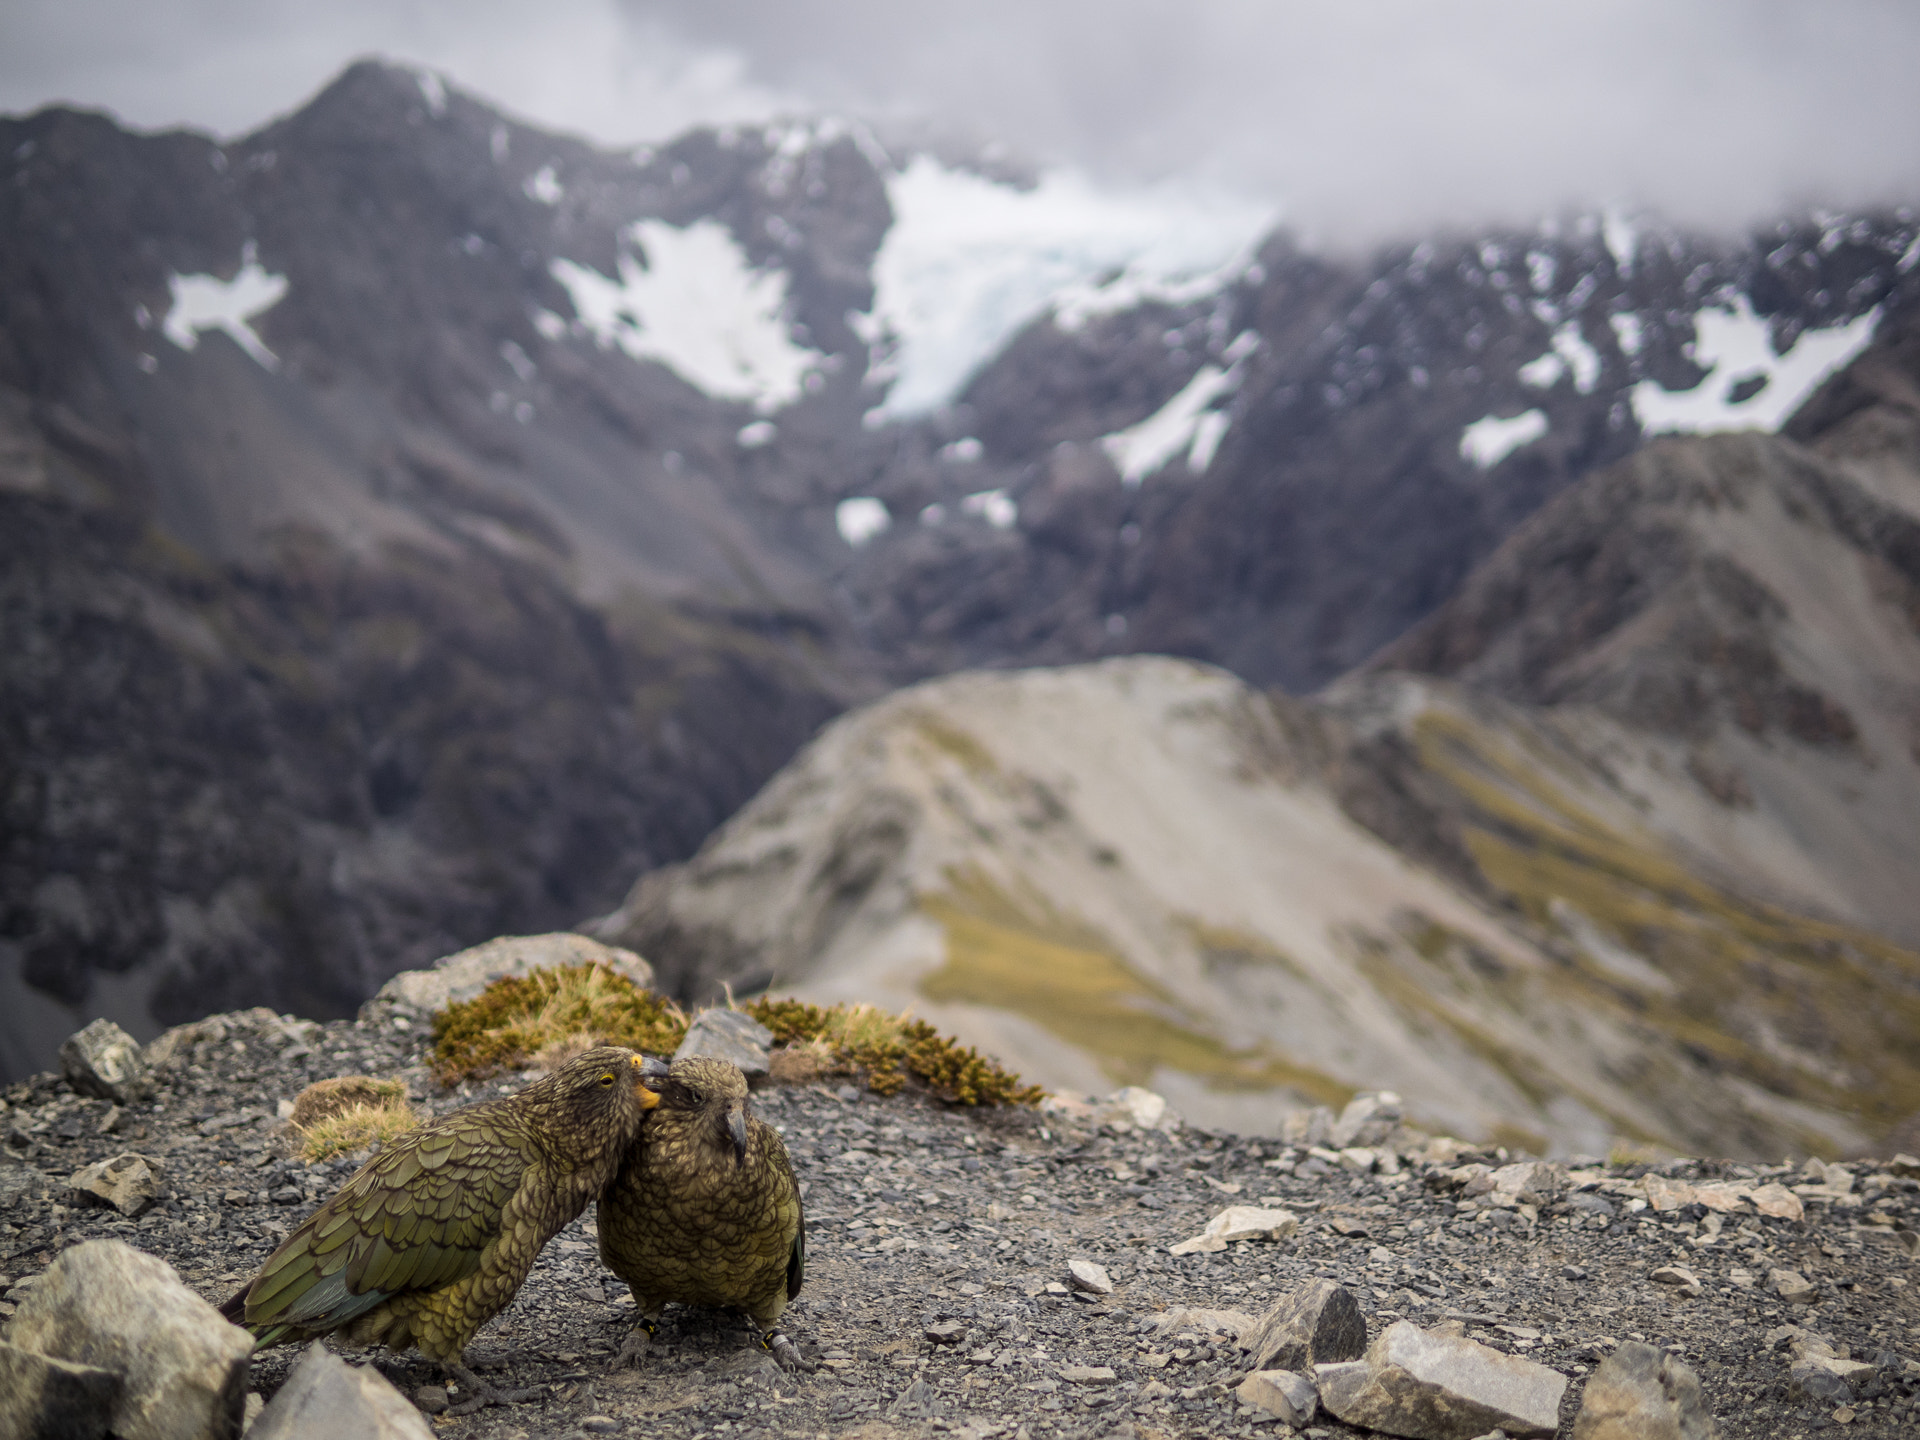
(596, 1056, 809, 1368)
(222, 1046, 658, 1406)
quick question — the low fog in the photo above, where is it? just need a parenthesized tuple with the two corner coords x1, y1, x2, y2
(4, 0, 1919, 240)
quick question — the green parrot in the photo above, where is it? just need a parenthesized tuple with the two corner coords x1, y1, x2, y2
(221, 1046, 659, 1413)
(596, 1056, 812, 1371)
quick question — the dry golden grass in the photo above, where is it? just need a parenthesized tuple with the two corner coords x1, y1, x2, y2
(429, 963, 689, 1083)
(290, 1081, 419, 1163)
(427, 963, 1041, 1105)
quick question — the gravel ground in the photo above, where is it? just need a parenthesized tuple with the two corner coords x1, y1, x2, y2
(3, 1005, 1917, 1439)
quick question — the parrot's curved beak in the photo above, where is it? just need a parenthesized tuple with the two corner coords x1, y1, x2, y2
(728, 1106, 748, 1166)
(631, 1054, 661, 1109)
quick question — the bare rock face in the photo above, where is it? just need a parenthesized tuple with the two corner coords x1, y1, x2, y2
(672, 1007, 774, 1077)
(368, 933, 654, 1015)
(1315, 1319, 1568, 1440)
(6, 1239, 253, 1440)
(0, 1338, 125, 1440)
(1572, 1341, 1722, 1440)
(1242, 1278, 1368, 1372)
(246, 1342, 436, 1440)
(59, 1020, 153, 1103)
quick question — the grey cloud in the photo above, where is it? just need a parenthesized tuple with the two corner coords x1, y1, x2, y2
(4, 0, 1917, 241)
(626, 0, 1920, 238)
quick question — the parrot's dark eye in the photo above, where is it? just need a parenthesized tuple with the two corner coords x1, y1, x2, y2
(599, 1073, 616, 1087)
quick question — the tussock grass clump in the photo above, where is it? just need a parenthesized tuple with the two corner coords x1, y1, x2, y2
(289, 1077, 418, 1162)
(745, 997, 1044, 1106)
(425, 964, 1042, 1105)
(429, 963, 688, 1083)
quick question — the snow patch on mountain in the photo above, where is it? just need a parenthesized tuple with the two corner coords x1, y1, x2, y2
(1100, 331, 1259, 485)
(836, 497, 891, 546)
(551, 219, 822, 412)
(160, 255, 288, 369)
(1631, 296, 1880, 435)
(1461, 409, 1549, 468)
(860, 156, 1270, 419)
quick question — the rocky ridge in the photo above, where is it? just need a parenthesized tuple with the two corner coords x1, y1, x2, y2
(2, 983, 1917, 1439)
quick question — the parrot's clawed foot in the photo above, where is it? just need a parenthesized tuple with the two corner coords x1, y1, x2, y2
(443, 1362, 542, 1415)
(611, 1320, 657, 1370)
(762, 1327, 817, 1374)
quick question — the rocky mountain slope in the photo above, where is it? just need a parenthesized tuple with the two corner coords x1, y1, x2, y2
(591, 312, 1920, 1162)
(5, 57, 1917, 1074)
(585, 655, 1920, 1161)
(1366, 307, 1920, 951)
(1, 997, 1915, 1439)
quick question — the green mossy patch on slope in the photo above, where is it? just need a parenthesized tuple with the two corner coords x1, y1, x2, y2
(917, 867, 1351, 1104)
(1407, 708, 1920, 1148)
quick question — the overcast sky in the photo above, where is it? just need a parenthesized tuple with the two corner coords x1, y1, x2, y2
(4, 0, 1917, 241)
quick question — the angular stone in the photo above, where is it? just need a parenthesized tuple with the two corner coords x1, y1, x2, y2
(1889, 1153, 1920, 1178)
(1316, 1320, 1567, 1440)
(0, 1338, 124, 1440)
(925, 1321, 966, 1344)
(1058, 1365, 1117, 1385)
(1281, 1105, 1335, 1146)
(673, 1008, 774, 1078)
(1169, 1205, 1298, 1255)
(1067, 1259, 1113, 1294)
(1238, 1368, 1318, 1426)
(6, 1239, 253, 1440)
(1330, 1091, 1402, 1147)
(1571, 1341, 1721, 1439)
(1768, 1268, 1818, 1305)
(1787, 1359, 1854, 1406)
(1244, 1279, 1368, 1372)
(67, 1154, 168, 1217)
(1649, 1265, 1703, 1299)
(248, 1341, 436, 1440)
(1747, 1184, 1803, 1222)
(59, 1020, 154, 1104)
(370, 932, 655, 1013)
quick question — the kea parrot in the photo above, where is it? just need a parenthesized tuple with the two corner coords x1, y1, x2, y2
(596, 1055, 812, 1371)
(222, 1045, 659, 1413)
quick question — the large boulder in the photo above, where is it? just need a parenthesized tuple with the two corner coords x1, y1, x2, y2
(5, 1239, 253, 1440)
(368, 932, 655, 1015)
(1572, 1341, 1721, 1439)
(1241, 1278, 1368, 1372)
(59, 1019, 154, 1103)
(1315, 1320, 1568, 1440)
(0, 1338, 124, 1440)
(247, 1342, 435, 1440)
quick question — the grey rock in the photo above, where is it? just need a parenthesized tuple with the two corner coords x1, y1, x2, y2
(1237, 1368, 1318, 1426)
(1068, 1258, 1113, 1294)
(1767, 1268, 1818, 1305)
(68, 1153, 168, 1216)
(59, 1019, 154, 1103)
(673, 1008, 774, 1077)
(1330, 1091, 1402, 1148)
(1649, 1264, 1703, 1299)
(1281, 1106, 1336, 1146)
(1571, 1341, 1721, 1439)
(1058, 1365, 1118, 1385)
(1315, 1320, 1567, 1440)
(6, 1238, 253, 1440)
(247, 1342, 436, 1440)
(1786, 1359, 1853, 1406)
(1243, 1278, 1368, 1372)
(371, 933, 656, 1015)
(0, 1156, 51, 1210)
(0, 1337, 124, 1440)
